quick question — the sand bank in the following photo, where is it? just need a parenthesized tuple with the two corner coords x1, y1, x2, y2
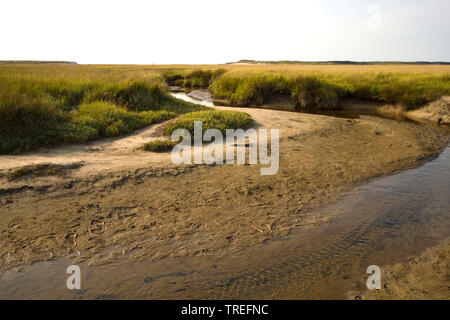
(0, 104, 447, 274)
(361, 240, 449, 300)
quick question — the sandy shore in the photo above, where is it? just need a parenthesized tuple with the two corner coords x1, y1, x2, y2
(368, 96, 450, 128)
(361, 240, 449, 300)
(406, 96, 450, 127)
(0, 105, 448, 297)
(213, 94, 450, 130)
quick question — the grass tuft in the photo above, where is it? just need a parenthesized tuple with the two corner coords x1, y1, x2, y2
(6, 164, 68, 180)
(163, 110, 253, 137)
(141, 139, 176, 152)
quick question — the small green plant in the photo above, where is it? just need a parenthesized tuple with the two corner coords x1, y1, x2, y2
(164, 110, 253, 137)
(7, 164, 66, 180)
(141, 139, 176, 152)
(66, 101, 175, 142)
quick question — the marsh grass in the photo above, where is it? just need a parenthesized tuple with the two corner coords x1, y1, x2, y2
(6, 163, 69, 180)
(163, 71, 185, 86)
(141, 139, 177, 152)
(163, 110, 253, 137)
(0, 65, 205, 153)
(66, 102, 176, 143)
(184, 69, 226, 88)
(209, 69, 450, 110)
(3, 63, 449, 153)
(162, 69, 226, 88)
(141, 110, 253, 150)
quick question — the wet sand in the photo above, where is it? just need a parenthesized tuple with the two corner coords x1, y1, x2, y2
(362, 240, 449, 300)
(0, 103, 448, 299)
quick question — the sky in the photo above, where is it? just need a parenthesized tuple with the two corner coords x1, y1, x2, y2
(1, 0, 449, 64)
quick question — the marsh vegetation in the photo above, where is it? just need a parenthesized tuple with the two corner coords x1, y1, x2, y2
(1, 63, 449, 154)
(163, 110, 253, 137)
(208, 69, 450, 109)
(164, 64, 450, 111)
(141, 139, 177, 152)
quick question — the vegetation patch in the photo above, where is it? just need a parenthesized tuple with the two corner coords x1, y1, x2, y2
(162, 69, 226, 88)
(163, 110, 253, 137)
(184, 69, 226, 88)
(163, 71, 186, 86)
(290, 76, 345, 110)
(141, 139, 177, 152)
(2, 64, 449, 153)
(0, 65, 206, 154)
(6, 163, 83, 180)
(209, 70, 450, 110)
(209, 73, 290, 106)
(65, 102, 175, 143)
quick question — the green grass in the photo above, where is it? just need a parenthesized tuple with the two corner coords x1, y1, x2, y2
(3, 63, 448, 153)
(66, 102, 176, 143)
(141, 109, 253, 150)
(141, 139, 176, 152)
(184, 69, 226, 88)
(0, 65, 206, 154)
(209, 70, 450, 110)
(209, 73, 291, 106)
(162, 71, 185, 86)
(164, 110, 253, 137)
(161, 69, 226, 88)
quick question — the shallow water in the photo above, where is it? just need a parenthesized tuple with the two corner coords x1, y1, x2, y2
(0, 92, 449, 299)
(171, 91, 215, 107)
(172, 90, 435, 125)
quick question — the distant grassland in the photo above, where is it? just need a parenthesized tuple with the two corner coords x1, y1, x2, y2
(229, 59, 450, 65)
(1, 63, 449, 154)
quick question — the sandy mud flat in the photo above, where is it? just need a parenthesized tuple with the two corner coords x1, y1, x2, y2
(361, 240, 449, 300)
(0, 102, 448, 299)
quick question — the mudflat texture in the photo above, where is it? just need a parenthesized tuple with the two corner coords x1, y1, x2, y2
(0, 105, 446, 275)
(363, 240, 450, 300)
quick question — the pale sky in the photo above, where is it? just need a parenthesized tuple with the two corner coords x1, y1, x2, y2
(1, 0, 449, 64)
